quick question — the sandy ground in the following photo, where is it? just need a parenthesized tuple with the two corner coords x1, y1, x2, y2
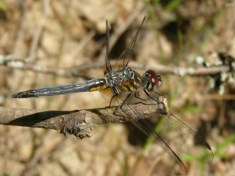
(0, 1, 235, 176)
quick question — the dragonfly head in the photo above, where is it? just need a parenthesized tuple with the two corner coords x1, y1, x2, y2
(143, 70, 162, 91)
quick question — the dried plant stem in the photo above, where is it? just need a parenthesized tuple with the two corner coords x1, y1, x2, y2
(0, 55, 230, 77)
(0, 103, 156, 139)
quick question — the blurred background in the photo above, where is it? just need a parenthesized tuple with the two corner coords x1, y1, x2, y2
(0, 0, 235, 175)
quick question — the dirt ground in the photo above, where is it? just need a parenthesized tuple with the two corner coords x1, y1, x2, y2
(0, 1, 235, 176)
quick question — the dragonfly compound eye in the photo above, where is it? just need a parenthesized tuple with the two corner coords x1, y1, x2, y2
(156, 74, 162, 88)
(144, 70, 162, 91)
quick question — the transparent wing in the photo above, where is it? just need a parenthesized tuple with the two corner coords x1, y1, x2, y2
(113, 17, 146, 71)
(113, 89, 212, 169)
(104, 19, 112, 74)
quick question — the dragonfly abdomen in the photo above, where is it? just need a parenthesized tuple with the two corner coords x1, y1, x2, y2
(12, 78, 108, 98)
(88, 78, 108, 91)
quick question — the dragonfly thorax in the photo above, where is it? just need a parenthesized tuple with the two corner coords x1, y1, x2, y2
(105, 66, 141, 95)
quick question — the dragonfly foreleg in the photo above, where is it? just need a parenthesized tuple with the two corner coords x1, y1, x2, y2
(113, 93, 131, 118)
(107, 94, 118, 107)
(131, 90, 158, 105)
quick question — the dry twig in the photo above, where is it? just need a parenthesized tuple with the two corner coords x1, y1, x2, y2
(0, 103, 157, 139)
(0, 55, 231, 77)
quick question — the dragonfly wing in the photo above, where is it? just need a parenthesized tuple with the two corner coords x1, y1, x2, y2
(130, 118, 186, 167)
(114, 89, 212, 168)
(115, 17, 146, 70)
(146, 90, 212, 152)
(104, 19, 112, 74)
(156, 112, 212, 152)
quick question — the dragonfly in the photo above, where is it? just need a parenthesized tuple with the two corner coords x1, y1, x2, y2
(12, 17, 212, 169)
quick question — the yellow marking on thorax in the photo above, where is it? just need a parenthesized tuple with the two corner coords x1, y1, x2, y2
(121, 81, 136, 92)
(89, 84, 108, 92)
(100, 88, 114, 96)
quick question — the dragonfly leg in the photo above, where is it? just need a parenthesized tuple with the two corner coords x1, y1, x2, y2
(107, 94, 118, 107)
(106, 85, 124, 107)
(132, 90, 158, 105)
(127, 90, 161, 106)
(113, 93, 131, 118)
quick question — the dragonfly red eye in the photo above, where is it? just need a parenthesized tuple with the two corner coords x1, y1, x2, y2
(146, 70, 162, 88)
(142, 70, 162, 91)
